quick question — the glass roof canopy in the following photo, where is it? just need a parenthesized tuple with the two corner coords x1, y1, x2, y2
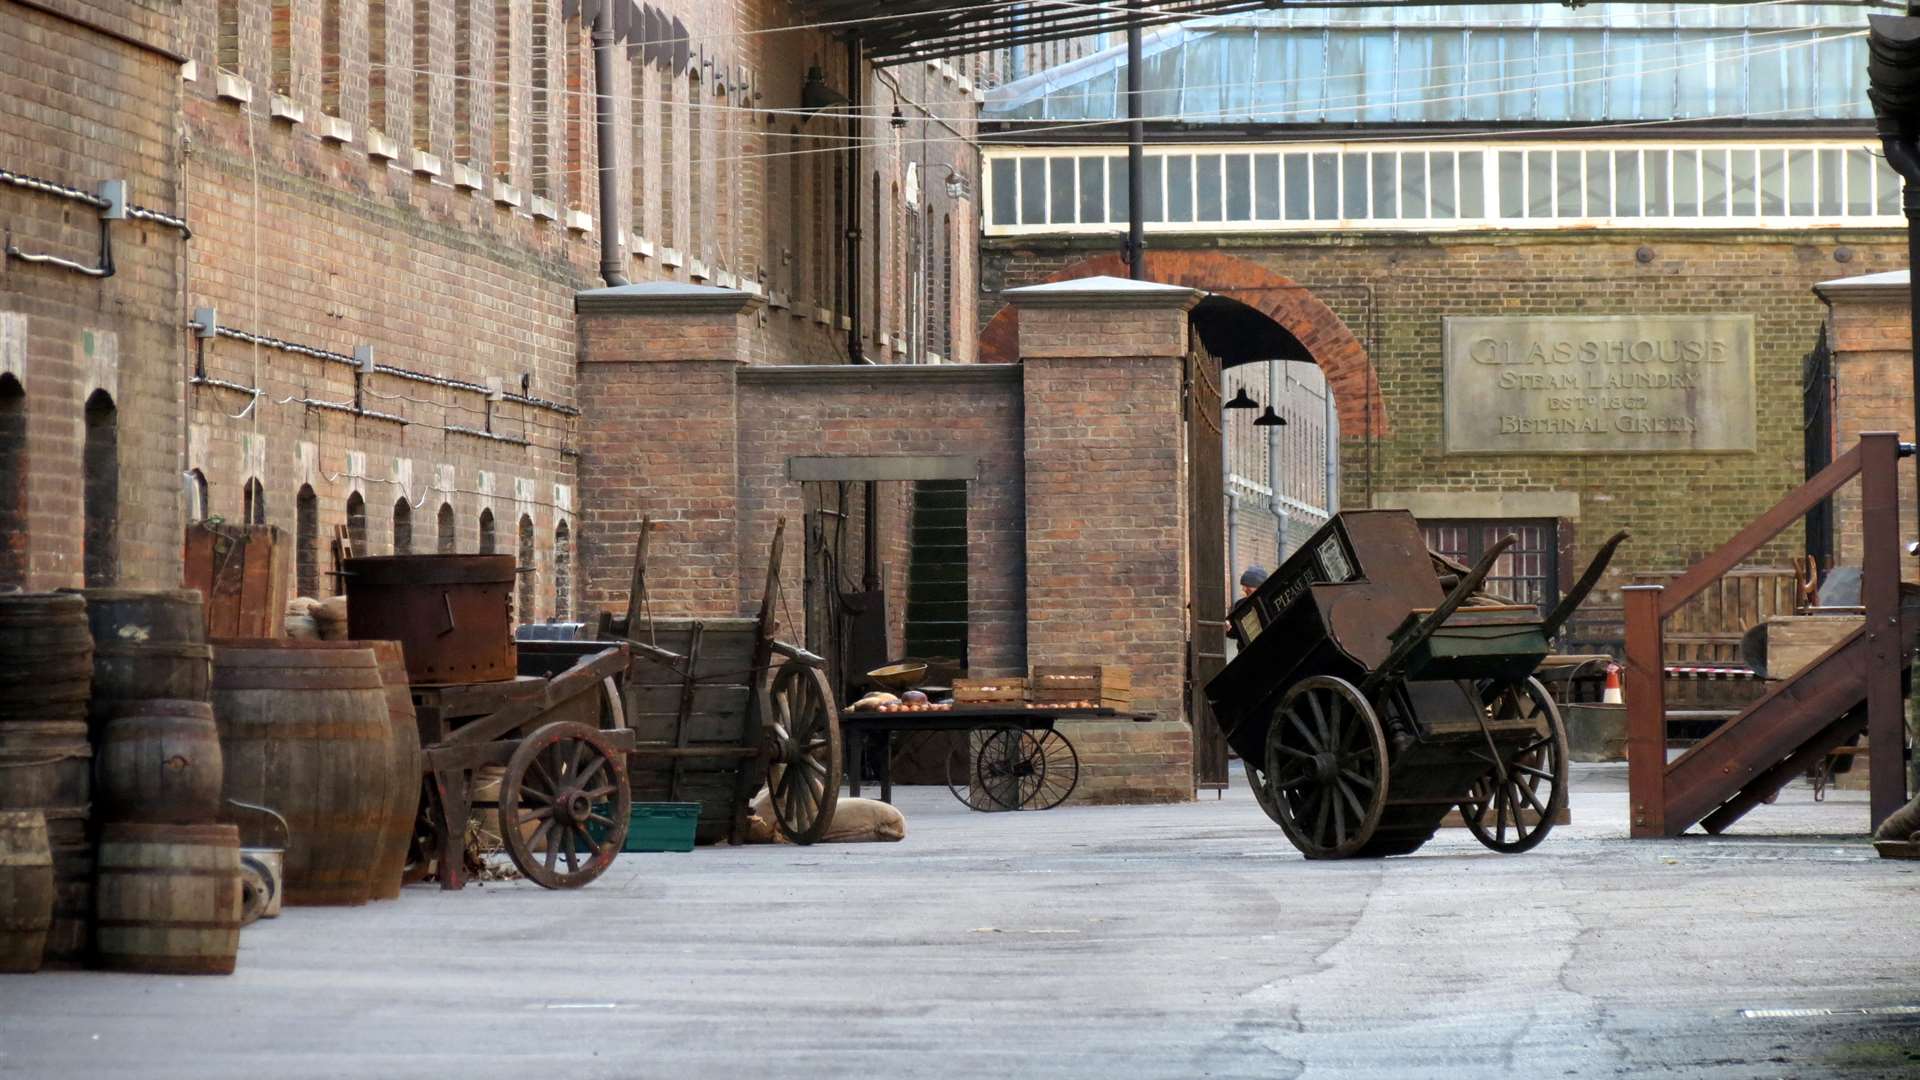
(973, 3, 1888, 124)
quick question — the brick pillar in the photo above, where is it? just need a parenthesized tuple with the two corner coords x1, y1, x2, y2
(575, 282, 759, 619)
(1007, 275, 1200, 805)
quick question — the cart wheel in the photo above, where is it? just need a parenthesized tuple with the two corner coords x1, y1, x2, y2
(1244, 758, 1287, 826)
(498, 721, 630, 889)
(1267, 676, 1390, 859)
(1016, 730, 1079, 811)
(945, 728, 1016, 811)
(767, 663, 841, 844)
(976, 728, 1046, 810)
(1461, 676, 1568, 854)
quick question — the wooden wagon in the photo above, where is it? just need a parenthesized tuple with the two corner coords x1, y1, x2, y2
(1209, 510, 1627, 859)
(411, 643, 636, 890)
(595, 518, 842, 846)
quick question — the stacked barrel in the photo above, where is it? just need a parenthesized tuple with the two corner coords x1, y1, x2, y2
(0, 593, 95, 967)
(76, 589, 241, 975)
(210, 641, 406, 905)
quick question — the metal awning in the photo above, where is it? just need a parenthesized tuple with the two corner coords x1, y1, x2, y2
(811, 0, 1286, 65)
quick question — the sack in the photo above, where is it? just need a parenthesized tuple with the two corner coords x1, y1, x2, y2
(747, 789, 906, 844)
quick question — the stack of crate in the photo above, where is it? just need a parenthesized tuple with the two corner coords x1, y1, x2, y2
(952, 677, 1028, 705)
(1028, 665, 1132, 710)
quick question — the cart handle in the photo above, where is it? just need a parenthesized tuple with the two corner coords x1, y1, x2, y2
(1361, 534, 1515, 696)
(770, 640, 827, 668)
(1537, 529, 1631, 643)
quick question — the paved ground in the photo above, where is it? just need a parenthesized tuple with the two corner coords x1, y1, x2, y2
(4, 764, 1919, 1079)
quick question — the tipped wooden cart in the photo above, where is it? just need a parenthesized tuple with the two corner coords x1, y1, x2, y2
(1209, 510, 1627, 859)
(596, 518, 842, 846)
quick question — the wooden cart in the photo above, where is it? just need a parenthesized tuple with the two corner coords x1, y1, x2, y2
(597, 518, 842, 846)
(411, 643, 635, 890)
(1209, 510, 1627, 859)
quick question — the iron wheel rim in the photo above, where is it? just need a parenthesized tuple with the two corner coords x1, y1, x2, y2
(498, 720, 630, 889)
(1461, 676, 1568, 854)
(1266, 675, 1389, 859)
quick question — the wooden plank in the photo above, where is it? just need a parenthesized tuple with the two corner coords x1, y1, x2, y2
(1859, 432, 1906, 829)
(1623, 585, 1668, 838)
(627, 711, 754, 745)
(623, 685, 751, 717)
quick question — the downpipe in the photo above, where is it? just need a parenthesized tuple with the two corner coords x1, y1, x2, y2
(593, 3, 628, 287)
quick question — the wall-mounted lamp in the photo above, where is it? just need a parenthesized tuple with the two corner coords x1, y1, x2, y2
(1224, 387, 1257, 410)
(930, 163, 970, 202)
(890, 104, 907, 129)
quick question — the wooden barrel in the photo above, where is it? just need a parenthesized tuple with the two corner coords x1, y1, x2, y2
(89, 642, 214, 711)
(94, 822, 241, 975)
(245, 640, 420, 899)
(0, 593, 93, 722)
(0, 721, 91, 820)
(43, 816, 91, 965)
(64, 588, 206, 646)
(96, 700, 224, 823)
(211, 641, 391, 906)
(0, 811, 54, 974)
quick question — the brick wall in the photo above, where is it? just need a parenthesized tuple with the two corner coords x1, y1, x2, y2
(1819, 274, 1916, 581)
(983, 232, 1910, 630)
(0, 0, 187, 590)
(735, 365, 1029, 677)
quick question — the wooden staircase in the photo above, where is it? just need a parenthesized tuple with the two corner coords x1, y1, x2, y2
(1626, 432, 1913, 837)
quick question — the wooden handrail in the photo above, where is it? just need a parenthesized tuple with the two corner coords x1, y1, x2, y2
(1658, 443, 1864, 618)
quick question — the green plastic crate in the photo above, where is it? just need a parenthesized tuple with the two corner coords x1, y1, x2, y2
(622, 802, 700, 853)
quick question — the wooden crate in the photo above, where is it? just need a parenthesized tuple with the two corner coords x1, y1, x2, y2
(1029, 664, 1132, 706)
(1748, 614, 1863, 679)
(953, 676, 1028, 704)
(183, 523, 291, 639)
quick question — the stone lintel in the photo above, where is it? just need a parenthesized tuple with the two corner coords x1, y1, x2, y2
(1371, 490, 1582, 522)
(787, 455, 978, 483)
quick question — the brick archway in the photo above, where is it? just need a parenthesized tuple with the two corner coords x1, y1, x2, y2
(979, 251, 1386, 437)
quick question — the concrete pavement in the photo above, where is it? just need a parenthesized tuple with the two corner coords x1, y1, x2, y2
(3, 765, 1918, 1079)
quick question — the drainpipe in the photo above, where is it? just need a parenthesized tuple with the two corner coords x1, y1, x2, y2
(592, 2, 628, 286)
(845, 37, 865, 364)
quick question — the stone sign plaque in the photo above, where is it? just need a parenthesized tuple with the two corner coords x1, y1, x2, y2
(1442, 315, 1756, 454)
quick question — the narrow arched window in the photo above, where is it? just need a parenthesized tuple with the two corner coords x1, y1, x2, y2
(393, 497, 413, 554)
(296, 483, 319, 597)
(346, 491, 367, 556)
(243, 477, 267, 525)
(437, 502, 456, 553)
(185, 468, 208, 522)
(0, 375, 26, 585)
(516, 513, 535, 622)
(83, 390, 118, 587)
(553, 519, 572, 621)
(478, 507, 495, 554)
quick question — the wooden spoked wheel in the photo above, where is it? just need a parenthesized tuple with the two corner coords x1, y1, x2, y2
(1461, 676, 1568, 854)
(1265, 676, 1390, 859)
(945, 728, 1025, 811)
(498, 721, 630, 889)
(1243, 757, 1287, 826)
(1016, 730, 1080, 811)
(766, 663, 841, 844)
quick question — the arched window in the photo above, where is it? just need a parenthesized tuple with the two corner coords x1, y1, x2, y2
(553, 519, 572, 622)
(437, 502, 456, 553)
(478, 507, 495, 554)
(243, 477, 267, 525)
(516, 514, 535, 622)
(83, 390, 118, 587)
(187, 469, 209, 523)
(0, 374, 26, 585)
(345, 491, 367, 556)
(296, 484, 319, 597)
(393, 497, 413, 554)
(869, 171, 882, 342)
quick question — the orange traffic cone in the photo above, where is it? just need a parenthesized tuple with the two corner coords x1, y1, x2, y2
(1602, 663, 1624, 705)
